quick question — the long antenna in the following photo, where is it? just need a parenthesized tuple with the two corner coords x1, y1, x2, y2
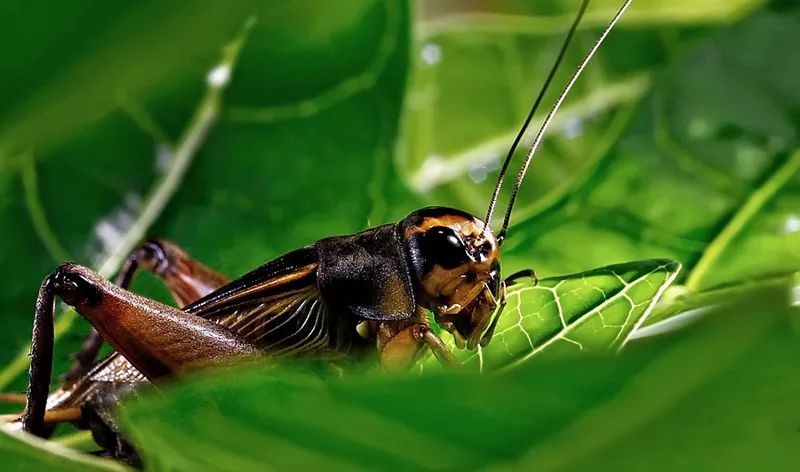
(496, 0, 633, 243)
(483, 0, 589, 237)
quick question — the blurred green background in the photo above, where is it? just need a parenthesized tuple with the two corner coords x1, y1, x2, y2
(0, 0, 798, 469)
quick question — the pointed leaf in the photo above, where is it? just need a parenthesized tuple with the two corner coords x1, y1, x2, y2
(432, 259, 681, 371)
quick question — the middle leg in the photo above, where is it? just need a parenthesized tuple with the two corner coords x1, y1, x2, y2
(376, 309, 456, 371)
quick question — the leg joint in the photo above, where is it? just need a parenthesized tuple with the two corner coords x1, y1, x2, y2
(49, 263, 102, 308)
(135, 239, 171, 275)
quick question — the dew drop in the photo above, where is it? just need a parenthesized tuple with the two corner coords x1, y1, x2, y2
(421, 43, 442, 65)
(469, 157, 500, 183)
(206, 64, 231, 88)
(782, 214, 800, 234)
(154, 144, 173, 174)
(563, 116, 584, 139)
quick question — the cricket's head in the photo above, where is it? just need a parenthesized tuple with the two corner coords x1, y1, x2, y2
(401, 206, 503, 349)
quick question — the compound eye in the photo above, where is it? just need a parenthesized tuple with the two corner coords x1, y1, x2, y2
(423, 226, 469, 269)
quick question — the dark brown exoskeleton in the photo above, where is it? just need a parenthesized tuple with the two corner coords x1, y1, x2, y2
(7, 0, 632, 465)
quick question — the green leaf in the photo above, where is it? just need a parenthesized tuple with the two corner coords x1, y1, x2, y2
(454, 259, 681, 371)
(0, 428, 125, 471)
(119, 285, 798, 471)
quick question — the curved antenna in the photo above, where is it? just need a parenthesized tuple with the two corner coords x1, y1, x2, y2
(483, 0, 589, 236)
(496, 0, 633, 243)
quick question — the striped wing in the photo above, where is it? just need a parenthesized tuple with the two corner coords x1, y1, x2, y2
(184, 247, 352, 355)
(195, 285, 334, 356)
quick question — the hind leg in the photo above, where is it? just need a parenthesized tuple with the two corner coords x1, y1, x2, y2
(63, 239, 230, 383)
(22, 261, 254, 436)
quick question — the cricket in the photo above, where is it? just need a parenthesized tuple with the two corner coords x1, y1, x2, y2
(3, 0, 632, 465)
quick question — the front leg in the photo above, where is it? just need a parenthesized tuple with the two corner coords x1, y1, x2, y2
(22, 263, 258, 436)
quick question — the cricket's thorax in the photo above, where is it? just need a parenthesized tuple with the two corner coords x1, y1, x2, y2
(316, 223, 416, 323)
